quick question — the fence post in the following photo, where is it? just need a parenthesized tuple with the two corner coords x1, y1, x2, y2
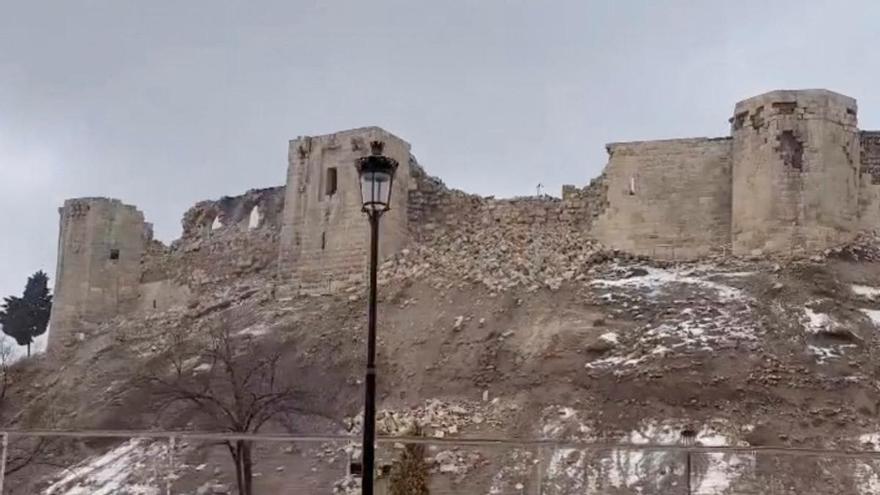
(537, 445, 547, 495)
(0, 432, 8, 494)
(166, 435, 176, 495)
(685, 449, 691, 495)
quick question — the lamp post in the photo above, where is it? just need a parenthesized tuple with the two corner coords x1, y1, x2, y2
(680, 428, 696, 495)
(355, 140, 399, 495)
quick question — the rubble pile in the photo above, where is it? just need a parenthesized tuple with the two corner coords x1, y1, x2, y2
(381, 218, 612, 292)
(331, 475, 360, 495)
(345, 399, 518, 439)
(822, 232, 880, 262)
(332, 400, 519, 493)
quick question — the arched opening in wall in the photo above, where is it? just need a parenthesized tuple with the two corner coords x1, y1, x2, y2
(248, 206, 261, 229)
(109, 248, 120, 261)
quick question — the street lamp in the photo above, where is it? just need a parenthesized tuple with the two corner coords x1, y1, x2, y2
(355, 140, 398, 495)
(680, 428, 696, 495)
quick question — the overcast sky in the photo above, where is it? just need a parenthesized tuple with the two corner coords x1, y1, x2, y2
(2, 0, 880, 327)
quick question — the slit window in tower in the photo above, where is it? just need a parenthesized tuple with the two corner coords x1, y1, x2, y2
(109, 249, 120, 260)
(325, 167, 338, 196)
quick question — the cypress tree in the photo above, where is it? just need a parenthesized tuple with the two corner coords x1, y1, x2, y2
(0, 271, 52, 356)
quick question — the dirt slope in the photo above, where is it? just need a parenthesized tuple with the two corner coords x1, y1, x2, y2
(7, 239, 880, 493)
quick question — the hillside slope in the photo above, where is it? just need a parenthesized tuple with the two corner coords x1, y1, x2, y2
(6, 228, 880, 494)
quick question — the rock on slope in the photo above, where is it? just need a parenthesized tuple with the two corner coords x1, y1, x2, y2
(7, 224, 880, 494)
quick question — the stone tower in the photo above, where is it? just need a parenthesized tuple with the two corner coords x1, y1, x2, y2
(48, 198, 150, 351)
(278, 127, 411, 293)
(730, 90, 861, 256)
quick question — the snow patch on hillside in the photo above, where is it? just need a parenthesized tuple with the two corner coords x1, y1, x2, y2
(587, 265, 757, 373)
(802, 305, 860, 362)
(43, 439, 176, 495)
(534, 413, 754, 494)
(852, 285, 880, 299)
(856, 464, 880, 494)
(590, 266, 745, 301)
(693, 453, 755, 494)
(861, 309, 880, 326)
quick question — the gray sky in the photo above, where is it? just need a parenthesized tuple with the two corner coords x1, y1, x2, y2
(2, 0, 880, 314)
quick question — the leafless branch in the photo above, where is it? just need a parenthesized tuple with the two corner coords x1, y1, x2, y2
(139, 318, 300, 495)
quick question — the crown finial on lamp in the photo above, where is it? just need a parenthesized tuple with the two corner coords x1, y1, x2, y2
(370, 140, 385, 156)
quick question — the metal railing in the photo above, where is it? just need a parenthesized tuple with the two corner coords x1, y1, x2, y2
(2, 430, 880, 494)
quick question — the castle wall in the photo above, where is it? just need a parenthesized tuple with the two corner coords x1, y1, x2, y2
(278, 127, 411, 294)
(859, 131, 880, 230)
(731, 90, 861, 255)
(588, 138, 733, 260)
(49, 198, 149, 351)
(49, 90, 880, 352)
(151, 186, 286, 289)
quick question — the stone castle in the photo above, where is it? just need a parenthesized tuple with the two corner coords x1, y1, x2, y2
(47, 89, 880, 351)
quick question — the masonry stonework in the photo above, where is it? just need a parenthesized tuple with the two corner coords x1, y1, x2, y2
(48, 198, 151, 352)
(277, 127, 411, 294)
(46, 89, 880, 351)
(589, 138, 733, 259)
(730, 90, 860, 256)
(859, 132, 880, 228)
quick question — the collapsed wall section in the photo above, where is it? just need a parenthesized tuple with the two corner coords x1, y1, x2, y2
(141, 187, 286, 289)
(588, 137, 733, 260)
(731, 90, 860, 255)
(400, 165, 607, 292)
(49, 198, 150, 351)
(278, 127, 411, 294)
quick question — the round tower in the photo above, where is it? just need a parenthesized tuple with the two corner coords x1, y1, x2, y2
(48, 198, 149, 351)
(730, 89, 860, 256)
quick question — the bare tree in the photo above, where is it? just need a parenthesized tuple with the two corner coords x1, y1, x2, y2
(144, 321, 298, 495)
(0, 341, 13, 403)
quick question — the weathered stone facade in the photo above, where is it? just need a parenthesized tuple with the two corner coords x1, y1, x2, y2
(278, 127, 411, 293)
(48, 198, 152, 352)
(47, 89, 880, 350)
(858, 131, 880, 228)
(588, 89, 877, 259)
(731, 90, 860, 256)
(589, 138, 733, 259)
